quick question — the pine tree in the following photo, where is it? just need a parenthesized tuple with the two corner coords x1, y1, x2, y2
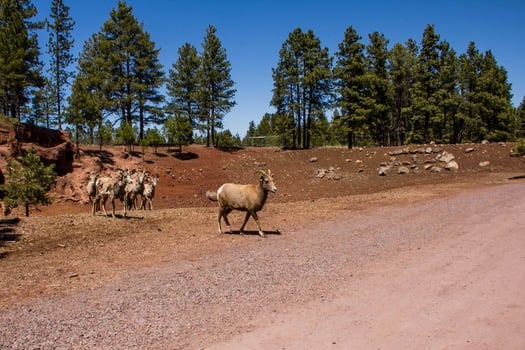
(364, 31, 390, 146)
(46, 0, 75, 130)
(67, 33, 106, 146)
(333, 25, 367, 148)
(388, 39, 417, 145)
(199, 24, 236, 147)
(271, 28, 332, 149)
(1, 148, 56, 217)
(517, 96, 525, 138)
(477, 50, 514, 141)
(458, 41, 482, 141)
(166, 42, 200, 140)
(0, 0, 44, 121)
(436, 41, 461, 143)
(410, 24, 441, 143)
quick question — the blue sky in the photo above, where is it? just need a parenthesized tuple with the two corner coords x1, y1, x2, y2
(33, 0, 525, 137)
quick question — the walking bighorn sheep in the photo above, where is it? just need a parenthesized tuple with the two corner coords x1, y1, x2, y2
(92, 169, 132, 218)
(207, 169, 277, 237)
(123, 169, 147, 217)
(86, 172, 99, 204)
(141, 174, 159, 210)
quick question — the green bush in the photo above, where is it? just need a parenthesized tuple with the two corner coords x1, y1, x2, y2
(511, 139, 525, 156)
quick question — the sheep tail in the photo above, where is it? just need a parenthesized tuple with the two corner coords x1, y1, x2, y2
(206, 190, 218, 201)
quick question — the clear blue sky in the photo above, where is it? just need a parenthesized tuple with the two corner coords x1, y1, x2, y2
(33, 0, 525, 137)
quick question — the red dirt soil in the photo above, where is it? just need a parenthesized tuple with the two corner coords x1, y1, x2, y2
(0, 141, 524, 348)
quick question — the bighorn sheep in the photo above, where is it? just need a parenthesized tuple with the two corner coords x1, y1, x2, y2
(207, 169, 277, 237)
(123, 170, 147, 216)
(141, 174, 159, 210)
(92, 169, 132, 218)
(86, 172, 99, 204)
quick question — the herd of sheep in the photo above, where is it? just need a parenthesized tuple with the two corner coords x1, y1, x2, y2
(88, 168, 277, 238)
(87, 169, 159, 218)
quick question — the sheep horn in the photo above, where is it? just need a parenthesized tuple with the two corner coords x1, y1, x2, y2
(254, 169, 267, 178)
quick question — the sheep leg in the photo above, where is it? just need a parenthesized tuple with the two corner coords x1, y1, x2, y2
(123, 194, 128, 218)
(111, 198, 116, 219)
(99, 196, 109, 217)
(239, 212, 252, 235)
(92, 197, 98, 216)
(218, 207, 233, 234)
(242, 211, 265, 238)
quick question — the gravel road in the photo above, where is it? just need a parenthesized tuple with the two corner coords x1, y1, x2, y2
(1, 182, 524, 349)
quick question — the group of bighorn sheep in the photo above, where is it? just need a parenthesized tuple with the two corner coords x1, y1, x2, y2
(87, 169, 159, 218)
(87, 167, 277, 238)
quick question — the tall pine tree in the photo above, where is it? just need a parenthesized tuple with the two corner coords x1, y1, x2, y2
(387, 39, 417, 146)
(166, 42, 200, 142)
(46, 0, 75, 130)
(272, 28, 332, 149)
(333, 26, 367, 148)
(0, 0, 44, 121)
(364, 31, 390, 146)
(410, 24, 441, 144)
(199, 24, 236, 147)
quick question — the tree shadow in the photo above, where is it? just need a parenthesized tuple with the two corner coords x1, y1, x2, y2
(172, 151, 199, 160)
(82, 149, 115, 165)
(216, 146, 244, 153)
(0, 217, 21, 258)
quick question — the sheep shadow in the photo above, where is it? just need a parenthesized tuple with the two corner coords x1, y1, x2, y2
(92, 213, 145, 220)
(224, 229, 281, 236)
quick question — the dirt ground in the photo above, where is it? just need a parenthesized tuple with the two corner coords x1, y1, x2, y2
(0, 142, 524, 348)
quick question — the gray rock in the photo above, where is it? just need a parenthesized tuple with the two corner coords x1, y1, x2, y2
(398, 166, 410, 174)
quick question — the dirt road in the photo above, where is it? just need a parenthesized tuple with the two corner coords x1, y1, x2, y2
(209, 183, 525, 350)
(1, 181, 524, 349)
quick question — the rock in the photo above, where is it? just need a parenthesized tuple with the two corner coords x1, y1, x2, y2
(378, 165, 391, 176)
(465, 147, 475, 153)
(445, 160, 459, 171)
(309, 157, 318, 163)
(438, 151, 455, 163)
(397, 166, 410, 174)
(479, 161, 490, 167)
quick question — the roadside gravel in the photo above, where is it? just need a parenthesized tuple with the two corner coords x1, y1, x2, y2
(1, 181, 524, 349)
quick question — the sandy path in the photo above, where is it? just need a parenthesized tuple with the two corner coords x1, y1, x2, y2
(209, 183, 525, 349)
(1, 182, 524, 349)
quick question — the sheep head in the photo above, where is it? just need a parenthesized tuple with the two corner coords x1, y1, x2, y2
(255, 169, 277, 193)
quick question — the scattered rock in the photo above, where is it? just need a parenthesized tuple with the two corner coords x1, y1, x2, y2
(397, 166, 410, 175)
(438, 151, 455, 163)
(465, 147, 475, 153)
(378, 165, 391, 176)
(445, 160, 459, 171)
(479, 161, 490, 167)
(309, 157, 318, 163)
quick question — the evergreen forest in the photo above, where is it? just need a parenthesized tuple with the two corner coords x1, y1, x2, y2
(1, 0, 524, 150)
